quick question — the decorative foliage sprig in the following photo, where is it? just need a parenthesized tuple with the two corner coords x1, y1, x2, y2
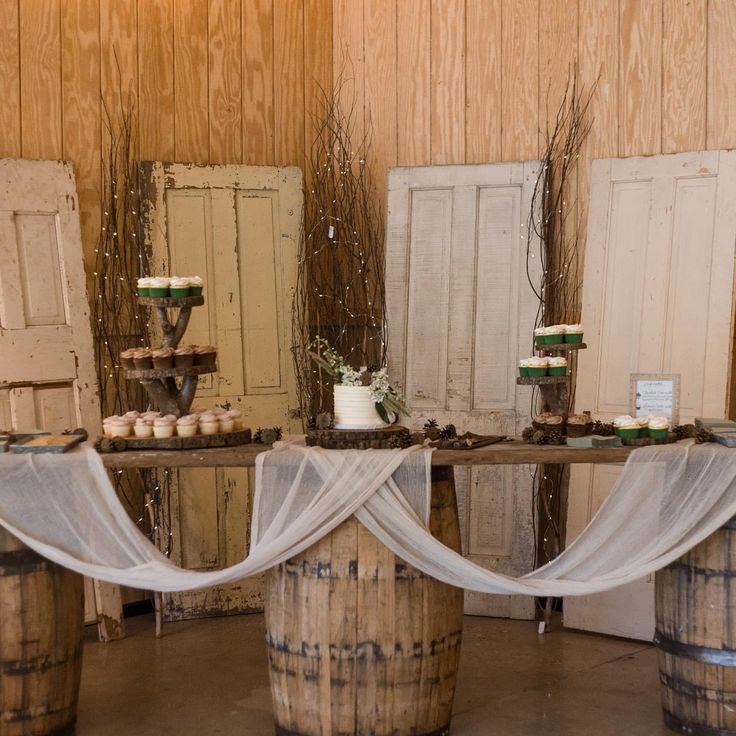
(308, 337, 409, 423)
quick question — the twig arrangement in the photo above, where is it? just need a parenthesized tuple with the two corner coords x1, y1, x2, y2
(525, 69, 597, 571)
(292, 75, 387, 424)
(91, 81, 172, 556)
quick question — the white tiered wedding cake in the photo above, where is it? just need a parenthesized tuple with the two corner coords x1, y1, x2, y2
(333, 385, 390, 430)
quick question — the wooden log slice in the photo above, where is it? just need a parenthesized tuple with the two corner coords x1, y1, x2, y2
(516, 375, 569, 385)
(123, 365, 215, 380)
(534, 342, 587, 353)
(655, 517, 736, 734)
(306, 426, 411, 450)
(137, 295, 204, 308)
(0, 527, 84, 736)
(265, 467, 464, 736)
(121, 428, 252, 451)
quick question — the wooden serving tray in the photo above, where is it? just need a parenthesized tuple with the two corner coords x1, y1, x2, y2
(516, 375, 569, 385)
(124, 365, 215, 380)
(307, 426, 410, 450)
(535, 342, 587, 352)
(620, 433, 676, 446)
(121, 428, 251, 450)
(138, 295, 204, 308)
(10, 433, 85, 453)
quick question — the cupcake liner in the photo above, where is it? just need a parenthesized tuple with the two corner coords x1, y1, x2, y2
(120, 357, 135, 370)
(170, 287, 191, 298)
(152, 357, 174, 370)
(648, 428, 668, 440)
(133, 357, 153, 370)
(565, 332, 584, 343)
(534, 335, 545, 345)
(527, 367, 548, 377)
(189, 286, 203, 296)
(548, 366, 567, 376)
(518, 366, 530, 377)
(137, 287, 150, 297)
(614, 427, 639, 440)
(149, 287, 170, 298)
(195, 354, 217, 370)
(544, 333, 564, 345)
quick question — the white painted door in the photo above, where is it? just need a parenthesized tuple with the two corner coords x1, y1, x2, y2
(141, 163, 302, 620)
(565, 150, 736, 640)
(386, 162, 543, 618)
(0, 158, 115, 630)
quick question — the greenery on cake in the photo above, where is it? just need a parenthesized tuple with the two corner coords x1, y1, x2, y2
(308, 337, 409, 423)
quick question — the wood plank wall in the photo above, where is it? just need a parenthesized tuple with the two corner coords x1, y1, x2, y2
(0, 0, 333, 281)
(1, 0, 735, 285)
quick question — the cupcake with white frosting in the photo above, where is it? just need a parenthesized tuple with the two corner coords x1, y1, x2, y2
(169, 277, 191, 298)
(612, 415, 640, 440)
(176, 414, 199, 437)
(547, 356, 568, 376)
(648, 416, 670, 440)
(153, 416, 176, 439)
(148, 277, 170, 298)
(527, 356, 548, 377)
(225, 408, 242, 429)
(133, 417, 154, 438)
(199, 412, 220, 435)
(108, 416, 132, 438)
(189, 276, 204, 296)
(564, 323, 584, 344)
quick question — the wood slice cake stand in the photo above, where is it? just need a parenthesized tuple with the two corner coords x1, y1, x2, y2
(306, 425, 411, 450)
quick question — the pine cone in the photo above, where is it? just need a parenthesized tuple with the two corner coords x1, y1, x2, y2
(674, 424, 695, 440)
(423, 419, 441, 440)
(439, 424, 457, 440)
(306, 415, 317, 430)
(532, 430, 546, 444)
(254, 428, 263, 444)
(95, 436, 126, 453)
(541, 429, 564, 445)
(388, 430, 412, 449)
(521, 426, 535, 442)
(695, 427, 714, 444)
(593, 420, 614, 437)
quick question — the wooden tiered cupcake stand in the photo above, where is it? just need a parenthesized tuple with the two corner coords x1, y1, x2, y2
(516, 340, 587, 416)
(124, 294, 250, 447)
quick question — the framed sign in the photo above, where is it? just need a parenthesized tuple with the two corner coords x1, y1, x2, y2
(630, 374, 680, 425)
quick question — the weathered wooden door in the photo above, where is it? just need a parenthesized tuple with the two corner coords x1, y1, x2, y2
(141, 163, 302, 620)
(386, 162, 542, 618)
(565, 151, 736, 639)
(0, 158, 116, 631)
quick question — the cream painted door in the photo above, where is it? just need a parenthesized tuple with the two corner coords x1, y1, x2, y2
(141, 163, 302, 620)
(565, 150, 736, 640)
(0, 158, 115, 630)
(386, 162, 542, 619)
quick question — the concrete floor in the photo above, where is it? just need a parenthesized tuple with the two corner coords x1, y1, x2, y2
(77, 613, 670, 735)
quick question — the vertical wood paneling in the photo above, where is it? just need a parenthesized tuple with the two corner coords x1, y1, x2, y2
(500, 0, 539, 161)
(242, 0, 275, 165)
(138, 0, 175, 160)
(100, 0, 138, 121)
(430, 0, 465, 164)
(61, 0, 101, 272)
(174, 0, 209, 162)
(333, 0, 365, 145)
(662, 0, 706, 152)
(364, 0, 397, 210)
(0, 1, 21, 158)
(304, 0, 333, 177)
(273, 1, 304, 166)
(707, 0, 736, 149)
(619, 0, 662, 156)
(208, 0, 242, 164)
(20, 0, 62, 159)
(396, 0, 430, 166)
(465, 0, 502, 164)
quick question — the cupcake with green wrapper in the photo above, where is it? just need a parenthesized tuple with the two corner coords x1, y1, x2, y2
(545, 325, 565, 345)
(518, 358, 532, 377)
(613, 415, 640, 440)
(648, 416, 669, 440)
(527, 357, 548, 377)
(137, 277, 152, 297)
(547, 356, 567, 376)
(189, 275, 204, 296)
(169, 276, 191, 298)
(636, 416, 650, 437)
(564, 323, 584, 343)
(534, 327, 546, 346)
(148, 276, 170, 298)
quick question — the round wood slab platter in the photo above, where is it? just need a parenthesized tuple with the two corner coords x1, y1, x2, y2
(122, 428, 251, 450)
(516, 375, 569, 385)
(124, 364, 215, 380)
(138, 295, 204, 308)
(535, 342, 587, 353)
(306, 425, 411, 450)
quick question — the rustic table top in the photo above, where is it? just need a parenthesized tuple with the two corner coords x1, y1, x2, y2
(98, 438, 638, 468)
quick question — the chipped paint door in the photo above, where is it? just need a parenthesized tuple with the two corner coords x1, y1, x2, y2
(565, 151, 736, 640)
(141, 163, 302, 620)
(0, 158, 106, 627)
(386, 162, 542, 619)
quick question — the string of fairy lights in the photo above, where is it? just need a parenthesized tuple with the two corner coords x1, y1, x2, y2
(92, 94, 173, 555)
(292, 77, 387, 423)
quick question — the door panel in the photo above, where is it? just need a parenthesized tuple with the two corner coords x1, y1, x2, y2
(565, 150, 736, 640)
(387, 162, 542, 619)
(141, 162, 302, 620)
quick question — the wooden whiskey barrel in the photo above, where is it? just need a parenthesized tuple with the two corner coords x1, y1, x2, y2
(655, 517, 736, 735)
(265, 466, 464, 736)
(0, 527, 84, 736)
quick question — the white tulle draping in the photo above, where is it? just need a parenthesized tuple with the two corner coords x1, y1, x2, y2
(1, 440, 735, 596)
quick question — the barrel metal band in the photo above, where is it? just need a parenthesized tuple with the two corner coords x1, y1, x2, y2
(655, 630, 736, 666)
(664, 709, 736, 736)
(275, 724, 450, 736)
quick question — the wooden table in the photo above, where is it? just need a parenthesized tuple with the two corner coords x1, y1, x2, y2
(99, 438, 636, 469)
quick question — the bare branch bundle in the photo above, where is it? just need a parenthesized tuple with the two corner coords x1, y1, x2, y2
(292, 75, 387, 424)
